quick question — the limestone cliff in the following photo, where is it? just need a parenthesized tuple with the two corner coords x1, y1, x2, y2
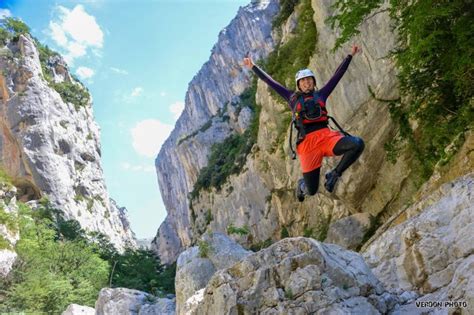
(0, 34, 135, 251)
(153, 0, 279, 263)
(154, 0, 472, 268)
(154, 0, 400, 263)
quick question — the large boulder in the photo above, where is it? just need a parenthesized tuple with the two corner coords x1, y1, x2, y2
(191, 237, 401, 314)
(95, 288, 175, 315)
(61, 304, 95, 315)
(175, 232, 251, 314)
(363, 174, 474, 314)
(325, 212, 373, 250)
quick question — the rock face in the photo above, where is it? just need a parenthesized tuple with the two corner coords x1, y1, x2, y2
(61, 304, 95, 315)
(180, 236, 406, 315)
(153, 0, 409, 263)
(153, 0, 279, 263)
(95, 288, 175, 315)
(326, 213, 373, 250)
(0, 34, 135, 250)
(363, 174, 474, 314)
(175, 232, 251, 314)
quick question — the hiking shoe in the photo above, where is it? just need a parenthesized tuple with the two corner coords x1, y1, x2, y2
(295, 178, 306, 202)
(324, 170, 340, 193)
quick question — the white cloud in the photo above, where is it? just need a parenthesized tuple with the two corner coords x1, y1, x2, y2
(111, 67, 128, 75)
(119, 87, 144, 103)
(0, 9, 12, 19)
(131, 87, 143, 97)
(76, 66, 95, 79)
(169, 101, 185, 120)
(48, 5, 103, 65)
(131, 119, 173, 158)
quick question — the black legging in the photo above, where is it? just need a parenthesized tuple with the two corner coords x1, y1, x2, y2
(303, 136, 365, 195)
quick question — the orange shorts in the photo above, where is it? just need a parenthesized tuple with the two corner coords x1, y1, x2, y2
(296, 128, 344, 173)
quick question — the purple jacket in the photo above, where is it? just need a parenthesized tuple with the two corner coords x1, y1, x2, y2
(251, 55, 353, 111)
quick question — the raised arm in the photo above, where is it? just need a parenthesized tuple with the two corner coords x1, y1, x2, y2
(243, 56, 293, 102)
(319, 45, 360, 99)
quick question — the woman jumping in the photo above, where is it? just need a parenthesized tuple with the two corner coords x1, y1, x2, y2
(243, 45, 364, 201)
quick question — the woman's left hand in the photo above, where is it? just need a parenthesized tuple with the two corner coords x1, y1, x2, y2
(351, 45, 361, 56)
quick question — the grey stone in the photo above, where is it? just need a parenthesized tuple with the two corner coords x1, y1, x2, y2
(326, 213, 373, 250)
(61, 304, 95, 315)
(189, 237, 387, 315)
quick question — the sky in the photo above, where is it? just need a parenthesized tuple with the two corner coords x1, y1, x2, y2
(0, 0, 249, 239)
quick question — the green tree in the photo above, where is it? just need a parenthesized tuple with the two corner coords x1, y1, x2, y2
(3, 206, 108, 312)
(110, 248, 175, 294)
(2, 17, 30, 36)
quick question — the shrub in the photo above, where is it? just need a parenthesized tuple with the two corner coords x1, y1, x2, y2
(198, 240, 211, 258)
(227, 223, 250, 236)
(1, 18, 30, 37)
(50, 81, 90, 110)
(0, 207, 18, 233)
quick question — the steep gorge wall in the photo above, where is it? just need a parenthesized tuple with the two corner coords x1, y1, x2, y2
(0, 34, 135, 250)
(153, 0, 280, 262)
(189, 0, 404, 249)
(154, 0, 471, 264)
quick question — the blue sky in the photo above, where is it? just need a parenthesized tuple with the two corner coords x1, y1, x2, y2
(0, 0, 249, 239)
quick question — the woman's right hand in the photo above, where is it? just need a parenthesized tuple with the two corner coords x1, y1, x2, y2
(243, 56, 254, 69)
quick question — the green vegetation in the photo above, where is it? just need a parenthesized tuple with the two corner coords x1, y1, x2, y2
(328, 0, 474, 182)
(303, 226, 313, 238)
(190, 82, 260, 200)
(205, 209, 213, 225)
(280, 226, 289, 239)
(0, 28, 10, 46)
(0, 17, 30, 44)
(50, 80, 91, 110)
(284, 287, 294, 299)
(315, 214, 332, 242)
(227, 223, 250, 236)
(0, 167, 13, 186)
(178, 119, 213, 145)
(0, 201, 176, 313)
(0, 206, 18, 233)
(198, 240, 211, 258)
(326, 0, 383, 51)
(2, 203, 108, 312)
(356, 215, 382, 251)
(0, 234, 11, 250)
(108, 249, 176, 294)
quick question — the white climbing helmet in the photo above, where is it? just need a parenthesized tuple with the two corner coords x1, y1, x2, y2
(295, 69, 316, 90)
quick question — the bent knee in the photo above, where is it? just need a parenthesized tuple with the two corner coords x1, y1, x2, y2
(354, 137, 365, 152)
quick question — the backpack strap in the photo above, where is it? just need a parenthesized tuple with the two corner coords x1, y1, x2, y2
(327, 115, 351, 137)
